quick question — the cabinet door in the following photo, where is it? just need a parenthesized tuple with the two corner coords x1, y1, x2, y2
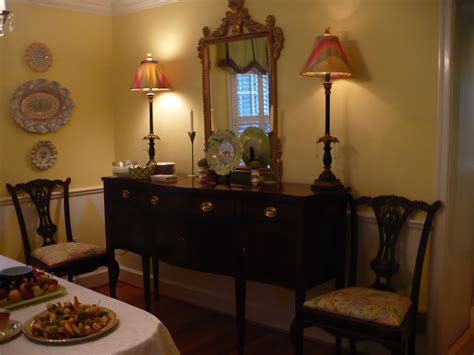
(104, 183, 145, 254)
(151, 214, 236, 276)
(243, 224, 297, 289)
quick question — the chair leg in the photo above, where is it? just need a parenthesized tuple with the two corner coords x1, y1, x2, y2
(142, 256, 151, 312)
(108, 259, 120, 299)
(152, 257, 159, 300)
(290, 318, 304, 355)
(68, 274, 74, 282)
(335, 336, 342, 355)
(391, 344, 405, 355)
(349, 338, 357, 355)
(408, 334, 416, 355)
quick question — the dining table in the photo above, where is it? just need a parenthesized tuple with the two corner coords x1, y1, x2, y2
(0, 255, 180, 355)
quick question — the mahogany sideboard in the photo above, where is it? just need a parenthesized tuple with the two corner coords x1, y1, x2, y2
(102, 176, 349, 354)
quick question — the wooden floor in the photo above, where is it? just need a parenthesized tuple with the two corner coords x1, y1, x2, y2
(93, 282, 347, 355)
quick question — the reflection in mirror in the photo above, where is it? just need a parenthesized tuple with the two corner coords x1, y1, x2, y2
(209, 37, 271, 136)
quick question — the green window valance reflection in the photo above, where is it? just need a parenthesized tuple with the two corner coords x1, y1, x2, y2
(216, 37, 268, 74)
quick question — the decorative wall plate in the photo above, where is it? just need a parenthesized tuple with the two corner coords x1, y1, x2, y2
(26, 43, 53, 72)
(10, 79, 74, 134)
(31, 141, 58, 170)
(206, 129, 243, 176)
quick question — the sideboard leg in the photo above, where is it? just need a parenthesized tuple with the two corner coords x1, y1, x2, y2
(142, 256, 151, 312)
(108, 249, 119, 299)
(152, 257, 159, 300)
(235, 276, 246, 355)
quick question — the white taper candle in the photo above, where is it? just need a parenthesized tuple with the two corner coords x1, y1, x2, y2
(190, 109, 194, 132)
(0, 0, 6, 11)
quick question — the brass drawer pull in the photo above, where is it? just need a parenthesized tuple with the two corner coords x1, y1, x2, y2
(264, 207, 278, 218)
(121, 189, 130, 199)
(150, 195, 159, 205)
(200, 201, 213, 213)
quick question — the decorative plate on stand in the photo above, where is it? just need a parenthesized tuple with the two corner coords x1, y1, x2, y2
(26, 43, 53, 72)
(10, 79, 74, 134)
(239, 127, 271, 168)
(206, 129, 242, 176)
(31, 141, 57, 170)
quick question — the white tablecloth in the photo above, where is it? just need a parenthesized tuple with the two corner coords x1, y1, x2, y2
(0, 256, 180, 355)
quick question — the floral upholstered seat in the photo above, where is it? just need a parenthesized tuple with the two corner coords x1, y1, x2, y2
(303, 287, 412, 327)
(31, 242, 106, 267)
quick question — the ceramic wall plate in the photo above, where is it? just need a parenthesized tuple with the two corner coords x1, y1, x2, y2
(239, 127, 271, 168)
(26, 43, 53, 72)
(206, 129, 243, 176)
(10, 79, 74, 134)
(31, 141, 57, 170)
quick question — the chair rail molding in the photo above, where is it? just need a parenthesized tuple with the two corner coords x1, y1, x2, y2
(11, 0, 176, 16)
(0, 186, 103, 207)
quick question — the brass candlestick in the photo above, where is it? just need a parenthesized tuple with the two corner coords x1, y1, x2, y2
(188, 131, 196, 177)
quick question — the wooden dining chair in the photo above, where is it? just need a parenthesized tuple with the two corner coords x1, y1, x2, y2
(6, 178, 119, 297)
(290, 195, 441, 355)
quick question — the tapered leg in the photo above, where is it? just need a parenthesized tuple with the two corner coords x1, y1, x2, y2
(335, 335, 342, 355)
(408, 334, 416, 355)
(107, 252, 120, 299)
(142, 256, 151, 312)
(152, 257, 159, 300)
(68, 274, 73, 282)
(290, 319, 304, 355)
(349, 338, 357, 355)
(391, 344, 405, 355)
(235, 277, 246, 355)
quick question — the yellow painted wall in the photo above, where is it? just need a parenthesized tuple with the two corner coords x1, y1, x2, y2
(0, 3, 114, 260)
(0, 3, 114, 195)
(112, 0, 438, 312)
(112, 0, 438, 201)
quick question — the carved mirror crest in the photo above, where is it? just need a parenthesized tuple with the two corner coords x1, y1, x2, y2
(198, 0, 284, 183)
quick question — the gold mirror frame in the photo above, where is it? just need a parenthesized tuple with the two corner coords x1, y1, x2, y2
(198, 0, 284, 182)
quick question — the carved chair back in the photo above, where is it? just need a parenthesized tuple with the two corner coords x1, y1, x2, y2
(353, 196, 441, 310)
(6, 178, 73, 264)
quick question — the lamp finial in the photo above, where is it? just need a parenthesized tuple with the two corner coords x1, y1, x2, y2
(324, 27, 331, 35)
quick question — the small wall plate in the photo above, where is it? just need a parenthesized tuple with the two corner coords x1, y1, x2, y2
(26, 43, 53, 72)
(31, 141, 57, 170)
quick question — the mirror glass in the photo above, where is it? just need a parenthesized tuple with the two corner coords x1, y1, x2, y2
(208, 36, 271, 139)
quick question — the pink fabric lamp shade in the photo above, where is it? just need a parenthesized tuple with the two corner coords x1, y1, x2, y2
(301, 29, 351, 78)
(130, 53, 171, 92)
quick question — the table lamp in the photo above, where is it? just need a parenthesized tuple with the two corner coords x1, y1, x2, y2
(131, 53, 171, 165)
(301, 28, 351, 191)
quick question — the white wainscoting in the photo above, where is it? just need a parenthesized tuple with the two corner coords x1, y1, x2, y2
(0, 188, 427, 353)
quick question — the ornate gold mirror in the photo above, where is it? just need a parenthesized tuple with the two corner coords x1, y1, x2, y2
(198, 0, 284, 182)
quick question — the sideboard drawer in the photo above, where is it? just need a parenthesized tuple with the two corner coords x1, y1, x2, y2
(144, 191, 190, 213)
(107, 182, 140, 204)
(244, 201, 297, 224)
(190, 196, 235, 217)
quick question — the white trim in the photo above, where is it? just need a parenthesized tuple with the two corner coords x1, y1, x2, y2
(111, 0, 177, 16)
(357, 213, 424, 230)
(0, 186, 103, 207)
(11, 0, 176, 16)
(428, 0, 454, 354)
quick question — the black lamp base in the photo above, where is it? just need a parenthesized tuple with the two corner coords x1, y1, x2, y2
(311, 177, 344, 192)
